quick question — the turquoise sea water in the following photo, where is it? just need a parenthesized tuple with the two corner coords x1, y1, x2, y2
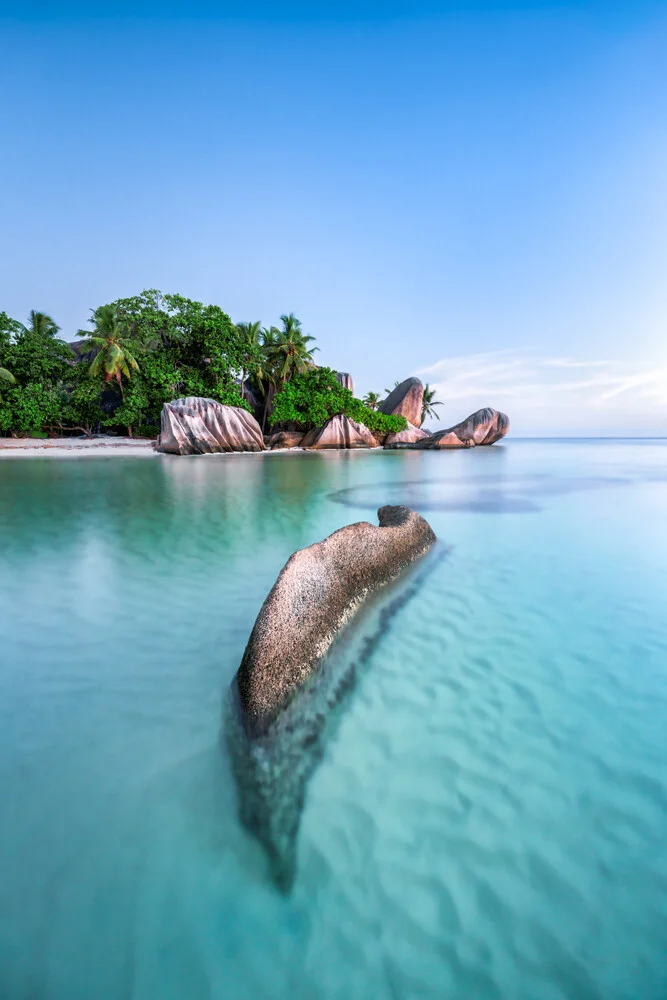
(1, 441, 666, 1000)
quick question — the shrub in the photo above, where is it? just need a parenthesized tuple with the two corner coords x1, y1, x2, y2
(270, 367, 407, 434)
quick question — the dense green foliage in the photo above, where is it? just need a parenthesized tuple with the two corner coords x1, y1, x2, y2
(270, 367, 407, 434)
(0, 315, 75, 434)
(0, 293, 256, 436)
(86, 291, 253, 431)
(0, 295, 420, 439)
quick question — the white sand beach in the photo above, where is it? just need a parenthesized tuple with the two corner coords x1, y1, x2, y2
(0, 437, 157, 458)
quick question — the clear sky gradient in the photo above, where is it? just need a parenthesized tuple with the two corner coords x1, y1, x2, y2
(1, 1, 666, 434)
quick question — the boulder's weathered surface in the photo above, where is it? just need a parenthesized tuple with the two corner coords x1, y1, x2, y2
(378, 377, 424, 427)
(156, 397, 265, 455)
(266, 430, 305, 450)
(406, 407, 509, 449)
(384, 423, 431, 448)
(301, 413, 377, 450)
(236, 505, 436, 730)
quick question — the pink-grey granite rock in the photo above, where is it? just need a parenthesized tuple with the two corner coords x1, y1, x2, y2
(335, 371, 354, 394)
(384, 423, 431, 448)
(156, 397, 265, 455)
(406, 407, 509, 449)
(301, 413, 377, 449)
(266, 430, 305, 450)
(378, 377, 424, 427)
(235, 505, 436, 730)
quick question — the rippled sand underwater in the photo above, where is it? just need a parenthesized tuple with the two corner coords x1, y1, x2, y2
(1, 440, 666, 1000)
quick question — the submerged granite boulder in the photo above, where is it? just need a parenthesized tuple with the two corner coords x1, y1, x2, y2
(235, 505, 436, 731)
(156, 397, 265, 455)
(266, 430, 305, 450)
(378, 377, 424, 427)
(384, 423, 431, 448)
(301, 413, 377, 450)
(407, 407, 509, 449)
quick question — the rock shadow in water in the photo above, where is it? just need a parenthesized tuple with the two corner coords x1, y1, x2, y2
(328, 472, 641, 515)
(224, 545, 448, 893)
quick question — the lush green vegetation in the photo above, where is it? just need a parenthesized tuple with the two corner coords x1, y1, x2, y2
(270, 367, 407, 435)
(0, 294, 312, 437)
(0, 293, 435, 438)
(0, 311, 76, 435)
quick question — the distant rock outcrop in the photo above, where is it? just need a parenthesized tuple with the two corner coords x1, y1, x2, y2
(68, 339, 97, 364)
(235, 505, 436, 731)
(301, 414, 377, 449)
(384, 423, 431, 448)
(335, 371, 354, 394)
(156, 397, 265, 455)
(378, 377, 424, 427)
(404, 407, 509, 449)
(266, 430, 305, 450)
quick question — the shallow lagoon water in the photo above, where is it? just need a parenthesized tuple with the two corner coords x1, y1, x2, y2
(1, 441, 666, 1000)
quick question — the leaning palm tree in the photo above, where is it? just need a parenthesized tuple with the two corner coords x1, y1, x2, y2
(78, 304, 140, 401)
(235, 321, 263, 398)
(363, 391, 382, 410)
(421, 382, 443, 425)
(0, 367, 15, 384)
(20, 310, 60, 338)
(268, 313, 318, 384)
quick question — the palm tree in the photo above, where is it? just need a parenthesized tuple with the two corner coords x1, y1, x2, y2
(363, 391, 382, 410)
(268, 313, 318, 384)
(421, 383, 443, 425)
(235, 321, 263, 398)
(78, 304, 140, 402)
(0, 367, 15, 384)
(20, 310, 60, 338)
(257, 326, 281, 432)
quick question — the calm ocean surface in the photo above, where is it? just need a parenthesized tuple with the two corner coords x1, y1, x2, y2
(1, 441, 666, 1000)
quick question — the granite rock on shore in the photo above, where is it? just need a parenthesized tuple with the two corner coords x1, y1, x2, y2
(156, 397, 265, 455)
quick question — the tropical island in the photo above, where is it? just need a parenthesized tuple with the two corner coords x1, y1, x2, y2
(0, 290, 508, 453)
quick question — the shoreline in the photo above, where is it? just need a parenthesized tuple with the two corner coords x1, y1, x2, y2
(0, 437, 158, 458)
(2, 436, 661, 460)
(0, 437, 397, 459)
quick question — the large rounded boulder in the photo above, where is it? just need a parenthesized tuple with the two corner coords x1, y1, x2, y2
(378, 377, 424, 427)
(301, 413, 377, 449)
(156, 397, 265, 455)
(266, 430, 305, 450)
(235, 505, 436, 731)
(406, 407, 509, 449)
(384, 423, 431, 448)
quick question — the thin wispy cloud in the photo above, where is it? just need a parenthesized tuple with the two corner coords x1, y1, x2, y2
(416, 351, 667, 436)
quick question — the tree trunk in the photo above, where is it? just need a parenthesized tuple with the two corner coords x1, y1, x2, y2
(261, 382, 275, 433)
(128, 425, 133, 438)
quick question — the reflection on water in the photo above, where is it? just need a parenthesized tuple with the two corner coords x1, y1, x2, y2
(1, 442, 667, 1000)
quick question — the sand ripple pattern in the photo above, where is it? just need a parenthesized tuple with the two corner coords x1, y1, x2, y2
(1, 442, 666, 1000)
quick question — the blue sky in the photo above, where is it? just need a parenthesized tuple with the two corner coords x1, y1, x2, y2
(1, 1, 666, 434)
